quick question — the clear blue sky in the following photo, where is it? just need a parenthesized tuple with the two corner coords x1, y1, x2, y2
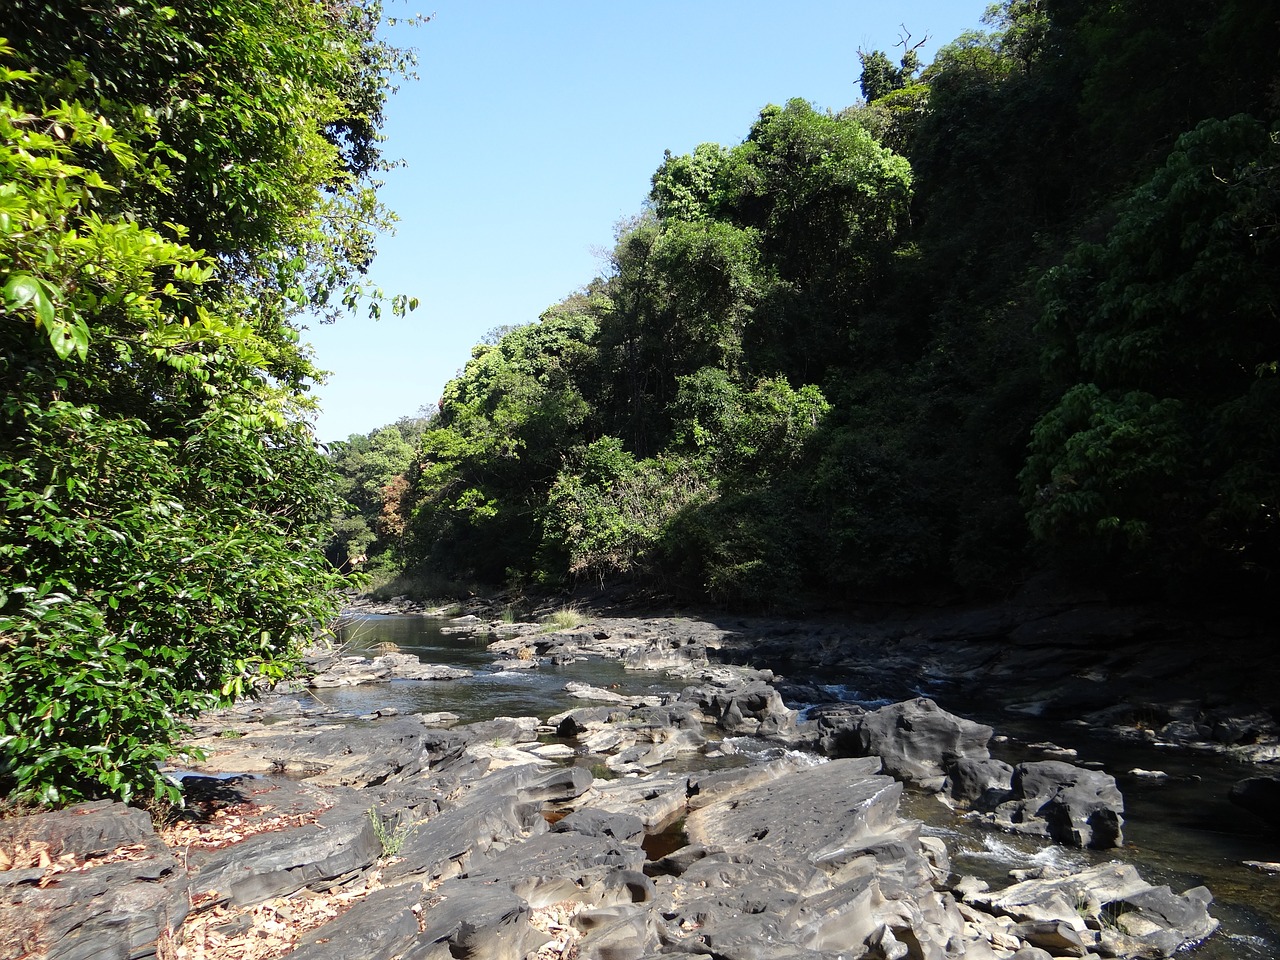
(303, 1, 992, 442)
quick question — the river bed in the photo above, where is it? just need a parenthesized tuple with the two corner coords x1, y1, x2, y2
(321, 614, 1280, 959)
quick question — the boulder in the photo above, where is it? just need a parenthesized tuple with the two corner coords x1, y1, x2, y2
(994, 760, 1124, 848)
(681, 679, 800, 738)
(945, 757, 1014, 810)
(816, 698, 993, 789)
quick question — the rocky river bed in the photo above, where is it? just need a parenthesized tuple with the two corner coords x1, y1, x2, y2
(3, 598, 1278, 960)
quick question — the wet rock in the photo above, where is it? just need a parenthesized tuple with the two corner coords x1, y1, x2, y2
(994, 760, 1124, 848)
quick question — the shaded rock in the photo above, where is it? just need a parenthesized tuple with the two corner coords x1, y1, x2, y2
(994, 760, 1124, 848)
(1229, 776, 1280, 827)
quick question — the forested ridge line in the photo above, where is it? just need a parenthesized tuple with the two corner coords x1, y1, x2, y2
(332, 0, 1279, 612)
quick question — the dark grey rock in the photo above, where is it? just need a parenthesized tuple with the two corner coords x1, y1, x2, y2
(553, 808, 646, 844)
(572, 903, 662, 960)
(995, 760, 1125, 848)
(383, 787, 547, 884)
(467, 830, 646, 899)
(681, 679, 799, 738)
(404, 878, 546, 960)
(189, 796, 379, 906)
(0, 828, 189, 960)
(289, 883, 426, 960)
(0, 800, 154, 861)
(944, 757, 1014, 810)
(1010, 919, 1088, 954)
(816, 698, 993, 788)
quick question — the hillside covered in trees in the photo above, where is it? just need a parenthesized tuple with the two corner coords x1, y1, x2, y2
(333, 0, 1279, 610)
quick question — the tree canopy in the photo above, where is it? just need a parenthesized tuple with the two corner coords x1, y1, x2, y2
(0, 1, 414, 804)
(358, 0, 1277, 612)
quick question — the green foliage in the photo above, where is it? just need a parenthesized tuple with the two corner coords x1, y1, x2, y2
(541, 439, 709, 583)
(0, 0, 410, 805)
(1025, 115, 1280, 585)
(390, 0, 1279, 608)
(405, 308, 602, 583)
(326, 417, 428, 574)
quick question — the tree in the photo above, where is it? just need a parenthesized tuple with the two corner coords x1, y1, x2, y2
(0, 0, 414, 805)
(1024, 115, 1280, 588)
(404, 308, 602, 583)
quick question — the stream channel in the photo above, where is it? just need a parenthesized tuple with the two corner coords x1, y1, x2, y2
(311, 614, 1280, 959)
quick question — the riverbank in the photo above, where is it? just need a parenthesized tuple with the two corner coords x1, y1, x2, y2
(3, 600, 1275, 959)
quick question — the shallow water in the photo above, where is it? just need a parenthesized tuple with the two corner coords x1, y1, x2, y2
(326, 615, 1280, 958)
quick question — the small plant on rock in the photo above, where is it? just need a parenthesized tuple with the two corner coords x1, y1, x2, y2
(367, 807, 418, 859)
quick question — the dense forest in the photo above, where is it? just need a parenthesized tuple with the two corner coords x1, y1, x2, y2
(0, 0, 415, 803)
(331, 0, 1280, 609)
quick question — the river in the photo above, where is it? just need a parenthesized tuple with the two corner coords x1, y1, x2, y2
(319, 614, 1280, 959)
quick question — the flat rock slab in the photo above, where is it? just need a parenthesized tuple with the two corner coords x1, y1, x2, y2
(0, 802, 190, 960)
(187, 790, 379, 907)
(686, 756, 899, 874)
(289, 882, 427, 960)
